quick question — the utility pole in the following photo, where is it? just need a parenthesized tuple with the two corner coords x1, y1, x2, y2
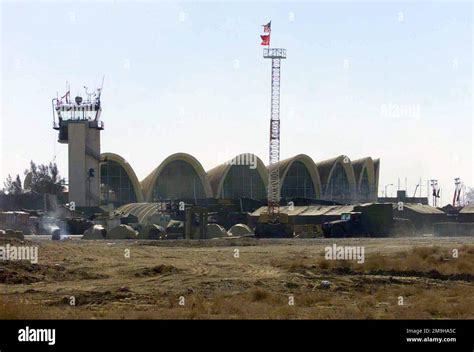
(385, 184, 394, 199)
(419, 177, 422, 198)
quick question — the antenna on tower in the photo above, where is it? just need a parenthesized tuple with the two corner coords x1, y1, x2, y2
(97, 75, 105, 99)
(84, 86, 94, 103)
(66, 81, 70, 100)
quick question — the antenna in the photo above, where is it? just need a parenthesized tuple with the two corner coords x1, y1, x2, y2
(84, 86, 94, 103)
(453, 177, 462, 207)
(430, 179, 439, 207)
(413, 184, 419, 198)
(97, 75, 105, 99)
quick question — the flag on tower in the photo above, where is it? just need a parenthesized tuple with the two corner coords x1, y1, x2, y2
(263, 21, 271, 33)
(260, 34, 270, 46)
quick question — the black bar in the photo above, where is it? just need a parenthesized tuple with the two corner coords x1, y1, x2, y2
(0, 320, 472, 351)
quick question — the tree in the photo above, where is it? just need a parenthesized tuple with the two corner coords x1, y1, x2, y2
(3, 174, 23, 194)
(466, 187, 474, 205)
(24, 161, 65, 195)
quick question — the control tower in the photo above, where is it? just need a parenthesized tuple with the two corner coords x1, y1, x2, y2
(52, 84, 104, 207)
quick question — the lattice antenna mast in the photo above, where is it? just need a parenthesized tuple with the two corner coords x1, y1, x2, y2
(263, 45, 286, 220)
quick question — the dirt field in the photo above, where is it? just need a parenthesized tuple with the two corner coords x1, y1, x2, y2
(1, 236, 473, 319)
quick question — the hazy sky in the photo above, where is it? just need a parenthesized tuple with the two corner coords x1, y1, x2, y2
(1, 1, 472, 205)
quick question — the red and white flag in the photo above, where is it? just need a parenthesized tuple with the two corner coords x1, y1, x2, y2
(260, 34, 270, 46)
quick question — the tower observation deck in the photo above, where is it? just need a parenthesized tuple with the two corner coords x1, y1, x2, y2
(53, 86, 104, 143)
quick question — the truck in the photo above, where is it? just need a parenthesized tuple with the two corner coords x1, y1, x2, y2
(322, 203, 393, 238)
(322, 212, 365, 238)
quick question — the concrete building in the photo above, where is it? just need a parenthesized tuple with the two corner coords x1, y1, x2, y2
(52, 89, 380, 208)
(55, 118, 103, 207)
(53, 90, 104, 208)
(95, 152, 380, 207)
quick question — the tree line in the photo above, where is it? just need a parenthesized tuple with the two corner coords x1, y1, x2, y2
(2, 161, 65, 195)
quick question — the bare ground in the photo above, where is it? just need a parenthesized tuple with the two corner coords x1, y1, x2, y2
(0, 236, 473, 319)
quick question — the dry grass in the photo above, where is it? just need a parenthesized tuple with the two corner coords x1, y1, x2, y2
(277, 245, 474, 277)
(0, 238, 473, 319)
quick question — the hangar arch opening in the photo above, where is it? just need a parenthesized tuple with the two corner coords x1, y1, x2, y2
(221, 165, 266, 199)
(207, 153, 268, 200)
(141, 153, 213, 202)
(281, 160, 317, 199)
(100, 153, 143, 206)
(325, 162, 352, 203)
(151, 160, 207, 201)
(352, 157, 376, 203)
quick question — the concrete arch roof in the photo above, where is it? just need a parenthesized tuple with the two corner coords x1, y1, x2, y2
(116, 203, 159, 224)
(315, 155, 357, 196)
(206, 153, 268, 198)
(351, 157, 375, 189)
(141, 153, 213, 202)
(100, 152, 144, 202)
(270, 154, 322, 198)
(373, 158, 381, 193)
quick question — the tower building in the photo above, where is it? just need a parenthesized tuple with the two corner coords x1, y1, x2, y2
(52, 85, 104, 207)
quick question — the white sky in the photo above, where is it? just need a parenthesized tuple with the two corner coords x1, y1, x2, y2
(1, 1, 472, 205)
